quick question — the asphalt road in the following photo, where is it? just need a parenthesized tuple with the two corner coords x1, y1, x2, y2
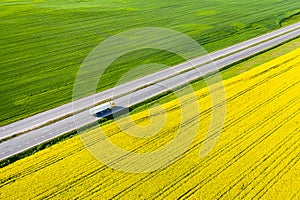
(1, 24, 300, 160)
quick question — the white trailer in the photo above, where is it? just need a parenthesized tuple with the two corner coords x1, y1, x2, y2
(89, 101, 115, 115)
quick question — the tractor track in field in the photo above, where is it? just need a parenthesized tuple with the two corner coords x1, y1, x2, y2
(217, 127, 300, 198)
(240, 129, 300, 199)
(255, 152, 300, 199)
(178, 107, 300, 199)
(147, 88, 300, 200)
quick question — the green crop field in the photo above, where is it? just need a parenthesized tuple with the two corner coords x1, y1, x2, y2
(1, 0, 300, 126)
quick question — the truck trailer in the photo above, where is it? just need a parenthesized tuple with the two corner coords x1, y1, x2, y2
(89, 101, 115, 115)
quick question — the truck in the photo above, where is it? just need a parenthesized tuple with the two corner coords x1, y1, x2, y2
(89, 101, 115, 115)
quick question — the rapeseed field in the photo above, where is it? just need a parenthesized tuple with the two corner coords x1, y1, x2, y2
(0, 48, 299, 199)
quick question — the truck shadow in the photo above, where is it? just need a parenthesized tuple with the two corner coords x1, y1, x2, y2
(94, 106, 128, 118)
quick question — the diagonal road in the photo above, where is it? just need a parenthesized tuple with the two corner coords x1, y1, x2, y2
(1, 24, 300, 161)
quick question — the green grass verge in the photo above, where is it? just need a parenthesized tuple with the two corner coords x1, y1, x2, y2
(1, 35, 299, 168)
(1, 0, 300, 126)
(280, 11, 300, 26)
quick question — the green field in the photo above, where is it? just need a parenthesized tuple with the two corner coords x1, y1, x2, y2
(1, 0, 300, 126)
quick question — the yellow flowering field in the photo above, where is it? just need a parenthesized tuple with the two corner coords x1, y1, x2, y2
(1, 48, 300, 199)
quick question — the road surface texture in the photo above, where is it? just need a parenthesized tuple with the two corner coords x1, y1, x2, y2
(1, 23, 300, 160)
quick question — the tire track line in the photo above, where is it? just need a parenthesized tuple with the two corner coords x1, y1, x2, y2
(178, 108, 300, 199)
(243, 135, 300, 198)
(256, 152, 300, 199)
(217, 127, 300, 198)
(153, 92, 300, 200)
